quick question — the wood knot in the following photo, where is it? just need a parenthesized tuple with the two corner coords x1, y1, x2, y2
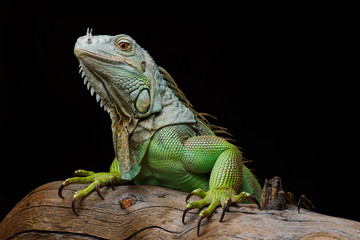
(119, 195, 137, 209)
(119, 198, 133, 209)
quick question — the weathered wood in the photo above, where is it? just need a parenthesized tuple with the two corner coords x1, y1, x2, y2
(260, 176, 287, 210)
(1, 181, 360, 239)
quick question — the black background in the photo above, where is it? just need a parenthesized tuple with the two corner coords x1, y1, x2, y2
(1, 1, 357, 222)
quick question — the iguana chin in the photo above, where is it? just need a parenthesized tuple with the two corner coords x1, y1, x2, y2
(59, 28, 262, 236)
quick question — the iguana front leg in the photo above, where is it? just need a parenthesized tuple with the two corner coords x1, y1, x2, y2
(58, 157, 127, 215)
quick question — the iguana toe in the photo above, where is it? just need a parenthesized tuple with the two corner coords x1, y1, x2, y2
(185, 188, 207, 203)
(285, 192, 315, 213)
(219, 198, 231, 222)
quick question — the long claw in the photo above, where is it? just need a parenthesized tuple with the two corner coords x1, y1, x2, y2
(95, 183, 104, 199)
(249, 195, 261, 209)
(182, 208, 189, 224)
(297, 195, 305, 213)
(197, 215, 205, 237)
(219, 207, 226, 223)
(197, 215, 201, 237)
(72, 198, 79, 216)
(219, 199, 231, 222)
(59, 179, 70, 198)
(109, 178, 115, 191)
(58, 184, 65, 198)
(297, 198, 302, 213)
(186, 192, 194, 203)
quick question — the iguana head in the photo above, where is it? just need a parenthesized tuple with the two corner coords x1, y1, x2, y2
(74, 29, 163, 132)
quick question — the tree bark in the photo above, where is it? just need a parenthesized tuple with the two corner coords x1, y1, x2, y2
(1, 181, 359, 239)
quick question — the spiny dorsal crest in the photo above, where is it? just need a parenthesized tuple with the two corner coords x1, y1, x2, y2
(158, 66, 235, 142)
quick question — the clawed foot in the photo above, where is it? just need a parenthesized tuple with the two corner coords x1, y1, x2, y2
(182, 187, 260, 237)
(58, 169, 121, 215)
(285, 192, 315, 213)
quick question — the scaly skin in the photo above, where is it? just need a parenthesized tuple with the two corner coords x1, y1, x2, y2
(59, 29, 262, 236)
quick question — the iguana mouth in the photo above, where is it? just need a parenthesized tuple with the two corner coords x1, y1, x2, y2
(75, 48, 129, 65)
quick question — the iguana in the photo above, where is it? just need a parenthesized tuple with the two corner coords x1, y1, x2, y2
(58, 29, 288, 236)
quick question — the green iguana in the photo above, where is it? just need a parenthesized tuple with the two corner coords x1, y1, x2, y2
(58, 29, 308, 236)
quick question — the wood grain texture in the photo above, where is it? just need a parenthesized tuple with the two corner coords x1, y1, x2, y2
(260, 176, 287, 210)
(1, 181, 360, 239)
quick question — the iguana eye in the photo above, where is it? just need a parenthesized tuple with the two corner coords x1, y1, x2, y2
(118, 39, 131, 51)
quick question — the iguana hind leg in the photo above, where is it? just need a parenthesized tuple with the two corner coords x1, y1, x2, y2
(181, 141, 260, 237)
(58, 157, 126, 215)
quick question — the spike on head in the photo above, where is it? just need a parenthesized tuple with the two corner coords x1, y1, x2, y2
(86, 27, 93, 36)
(86, 28, 93, 43)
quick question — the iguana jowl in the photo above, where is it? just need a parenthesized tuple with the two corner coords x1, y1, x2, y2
(59, 29, 262, 236)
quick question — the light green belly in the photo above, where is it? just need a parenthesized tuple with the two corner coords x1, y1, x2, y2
(133, 156, 209, 192)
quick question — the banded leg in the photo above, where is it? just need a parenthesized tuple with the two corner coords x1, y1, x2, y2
(182, 145, 260, 237)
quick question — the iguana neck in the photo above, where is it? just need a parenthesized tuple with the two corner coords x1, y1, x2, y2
(108, 104, 133, 176)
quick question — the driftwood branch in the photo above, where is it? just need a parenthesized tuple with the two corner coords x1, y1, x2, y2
(1, 181, 359, 239)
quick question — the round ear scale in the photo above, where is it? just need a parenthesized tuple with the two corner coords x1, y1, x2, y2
(135, 89, 150, 114)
